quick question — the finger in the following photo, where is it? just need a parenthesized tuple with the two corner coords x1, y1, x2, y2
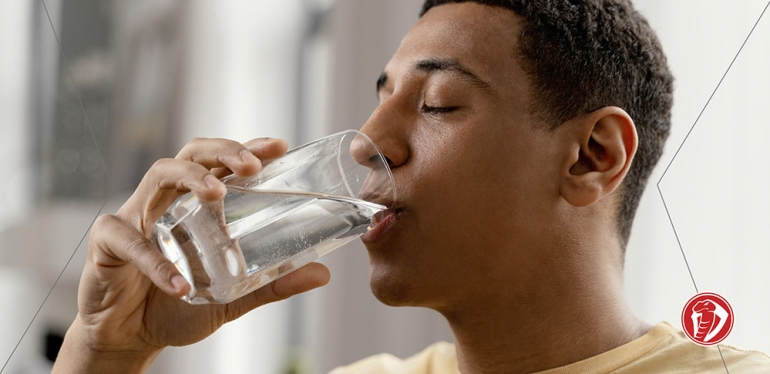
(211, 138, 290, 179)
(91, 214, 190, 298)
(120, 159, 227, 232)
(176, 137, 263, 177)
(243, 137, 289, 159)
(223, 262, 330, 322)
(146, 158, 226, 201)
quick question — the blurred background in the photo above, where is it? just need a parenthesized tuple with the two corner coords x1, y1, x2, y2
(0, 0, 768, 372)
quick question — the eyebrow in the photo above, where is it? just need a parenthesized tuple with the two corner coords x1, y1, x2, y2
(376, 58, 492, 95)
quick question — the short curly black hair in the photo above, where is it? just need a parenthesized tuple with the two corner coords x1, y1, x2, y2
(421, 0, 674, 249)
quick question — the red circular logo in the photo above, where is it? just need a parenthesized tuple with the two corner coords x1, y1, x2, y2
(681, 292, 734, 346)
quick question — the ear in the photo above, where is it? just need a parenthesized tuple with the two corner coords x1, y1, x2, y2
(559, 107, 638, 207)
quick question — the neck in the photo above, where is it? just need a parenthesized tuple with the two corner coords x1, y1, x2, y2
(439, 243, 650, 374)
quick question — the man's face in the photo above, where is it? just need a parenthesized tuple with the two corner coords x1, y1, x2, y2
(359, 3, 563, 310)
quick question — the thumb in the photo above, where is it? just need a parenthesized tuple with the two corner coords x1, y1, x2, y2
(91, 214, 190, 298)
(223, 262, 330, 322)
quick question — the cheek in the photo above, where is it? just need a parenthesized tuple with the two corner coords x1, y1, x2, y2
(409, 129, 517, 232)
(407, 124, 551, 243)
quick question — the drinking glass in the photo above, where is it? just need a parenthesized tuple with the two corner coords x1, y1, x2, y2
(152, 130, 395, 304)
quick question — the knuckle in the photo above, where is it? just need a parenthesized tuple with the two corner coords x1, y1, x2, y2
(186, 137, 208, 149)
(224, 302, 244, 322)
(190, 137, 207, 145)
(89, 214, 128, 258)
(145, 158, 176, 184)
(149, 158, 205, 183)
(92, 214, 119, 236)
(149, 254, 169, 276)
(176, 138, 206, 159)
(213, 138, 244, 151)
(125, 235, 148, 252)
(213, 137, 235, 145)
(124, 235, 155, 265)
(150, 157, 174, 170)
(216, 139, 244, 156)
(269, 281, 287, 301)
(180, 162, 207, 178)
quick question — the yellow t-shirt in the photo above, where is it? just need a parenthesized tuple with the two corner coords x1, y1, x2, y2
(329, 322, 770, 373)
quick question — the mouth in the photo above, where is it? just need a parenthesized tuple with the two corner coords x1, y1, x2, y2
(358, 184, 401, 244)
(361, 206, 402, 244)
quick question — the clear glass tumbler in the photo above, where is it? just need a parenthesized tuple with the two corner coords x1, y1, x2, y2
(152, 130, 395, 304)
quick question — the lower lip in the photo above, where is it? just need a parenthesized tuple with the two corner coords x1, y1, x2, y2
(361, 209, 399, 244)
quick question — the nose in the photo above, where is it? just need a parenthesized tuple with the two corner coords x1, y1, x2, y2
(349, 132, 389, 170)
(353, 103, 410, 170)
(348, 98, 409, 205)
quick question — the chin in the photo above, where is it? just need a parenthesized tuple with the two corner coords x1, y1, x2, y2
(367, 261, 454, 310)
(368, 263, 422, 307)
(363, 226, 456, 309)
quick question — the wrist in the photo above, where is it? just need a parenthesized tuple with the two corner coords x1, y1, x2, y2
(52, 315, 162, 374)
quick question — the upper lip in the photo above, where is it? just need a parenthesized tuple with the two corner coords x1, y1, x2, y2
(357, 169, 398, 209)
(359, 191, 403, 229)
(368, 202, 402, 228)
(359, 191, 397, 210)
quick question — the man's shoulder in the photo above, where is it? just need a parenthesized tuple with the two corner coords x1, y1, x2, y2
(328, 323, 770, 374)
(328, 341, 458, 374)
(715, 344, 770, 372)
(537, 322, 769, 374)
(616, 322, 770, 373)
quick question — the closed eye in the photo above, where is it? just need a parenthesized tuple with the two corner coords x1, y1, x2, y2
(421, 105, 459, 114)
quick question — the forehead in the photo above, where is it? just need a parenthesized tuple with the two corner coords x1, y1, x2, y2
(385, 3, 527, 95)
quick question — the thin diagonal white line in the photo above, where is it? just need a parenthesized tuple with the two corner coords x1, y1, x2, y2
(657, 0, 770, 184)
(657, 0, 769, 307)
(656, 1, 770, 374)
(1, 0, 114, 371)
(718, 346, 730, 373)
(0, 201, 106, 373)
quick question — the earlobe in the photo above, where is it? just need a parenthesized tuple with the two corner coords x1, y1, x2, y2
(560, 107, 638, 207)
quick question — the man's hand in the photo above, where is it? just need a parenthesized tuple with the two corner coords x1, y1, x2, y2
(52, 137, 331, 373)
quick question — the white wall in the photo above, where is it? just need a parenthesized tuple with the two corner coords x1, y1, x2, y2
(0, 1, 40, 372)
(627, 0, 770, 353)
(176, 0, 303, 146)
(0, 0, 33, 230)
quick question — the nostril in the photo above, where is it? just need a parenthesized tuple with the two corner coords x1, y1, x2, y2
(369, 155, 393, 168)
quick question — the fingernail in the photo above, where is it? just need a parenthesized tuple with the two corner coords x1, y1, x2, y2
(240, 150, 258, 163)
(171, 275, 188, 293)
(204, 174, 221, 189)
